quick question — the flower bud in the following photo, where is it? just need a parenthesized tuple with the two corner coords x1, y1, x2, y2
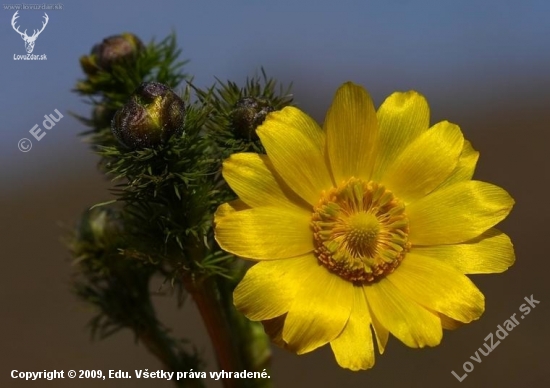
(79, 55, 98, 77)
(111, 82, 185, 149)
(77, 208, 122, 246)
(231, 97, 274, 141)
(80, 32, 144, 76)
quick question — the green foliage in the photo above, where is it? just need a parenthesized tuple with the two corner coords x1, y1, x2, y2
(94, 91, 229, 276)
(76, 33, 187, 105)
(74, 34, 188, 150)
(69, 31, 292, 385)
(69, 207, 203, 386)
(195, 68, 293, 157)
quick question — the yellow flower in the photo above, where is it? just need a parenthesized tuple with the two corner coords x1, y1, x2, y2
(214, 82, 515, 371)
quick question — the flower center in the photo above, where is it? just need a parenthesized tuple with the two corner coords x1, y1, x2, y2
(311, 178, 410, 283)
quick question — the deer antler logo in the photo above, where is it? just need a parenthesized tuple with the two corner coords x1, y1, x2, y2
(11, 11, 49, 54)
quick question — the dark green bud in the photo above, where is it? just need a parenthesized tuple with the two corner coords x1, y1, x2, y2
(77, 208, 122, 246)
(111, 82, 185, 149)
(80, 32, 144, 76)
(231, 97, 274, 141)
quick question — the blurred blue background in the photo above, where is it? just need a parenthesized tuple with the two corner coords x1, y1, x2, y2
(1, 0, 549, 194)
(1, 1, 549, 387)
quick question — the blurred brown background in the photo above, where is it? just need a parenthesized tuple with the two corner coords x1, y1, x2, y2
(1, 1, 549, 387)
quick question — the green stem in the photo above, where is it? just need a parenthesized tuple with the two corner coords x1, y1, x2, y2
(124, 277, 205, 388)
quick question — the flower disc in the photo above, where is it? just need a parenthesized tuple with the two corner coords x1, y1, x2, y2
(312, 178, 410, 283)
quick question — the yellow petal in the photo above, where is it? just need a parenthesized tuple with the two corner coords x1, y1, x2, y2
(330, 286, 375, 371)
(364, 279, 442, 348)
(215, 199, 250, 218)
(257, 107, 333, 206)
(424, 308, 465, 330)
(388, 251, 485, 323)
(262, 315, 288, 348)
(412, 228, 515, 274)
(382, 120, 464, 203)
(222, 153, 309, 210)
(407, 180, 514, 245)
(373, 91, 430, 180)
(439, 313, 465, 330)
(234, 255, 316, 320)
(214, 206, 313, 260)
(436, 140, 479, 190)
(370, 310, 389, 354)
(324, 82, 379, 183)
(283, 261, 353, 354)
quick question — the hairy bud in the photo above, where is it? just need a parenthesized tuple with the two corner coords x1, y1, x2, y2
(231, 97, 274, 141)
(111, 82, 185, 149)
(80, 32, 144, 76)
